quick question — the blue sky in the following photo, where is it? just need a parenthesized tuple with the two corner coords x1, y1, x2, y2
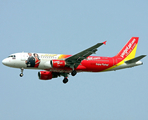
(0, 0, 148, 120)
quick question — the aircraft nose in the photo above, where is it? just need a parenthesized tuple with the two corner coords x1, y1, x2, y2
(2, 58, 8, 66)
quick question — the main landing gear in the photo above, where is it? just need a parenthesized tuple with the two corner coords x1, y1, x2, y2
(61, 70, 77, 84)
(61, 73, 69, 84)
(63, 77, 68, 84)
(62, 70, 77, 84)
(20, 68, 24, 77)
(71, 70, 77, 76)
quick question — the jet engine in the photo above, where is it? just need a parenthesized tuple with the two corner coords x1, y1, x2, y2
(50, 60, 66, 68)
(38, 71, 59, 80)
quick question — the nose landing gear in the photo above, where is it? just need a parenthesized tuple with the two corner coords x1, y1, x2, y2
(20, 68, 24, 77)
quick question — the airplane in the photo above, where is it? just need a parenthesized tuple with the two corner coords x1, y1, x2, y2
(2, 37, 146, 84)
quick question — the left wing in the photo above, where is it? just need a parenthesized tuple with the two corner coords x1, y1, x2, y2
(65, 41, 106, 69)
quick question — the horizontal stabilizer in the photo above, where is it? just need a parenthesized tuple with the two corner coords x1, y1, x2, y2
(125, 55, 146, 64)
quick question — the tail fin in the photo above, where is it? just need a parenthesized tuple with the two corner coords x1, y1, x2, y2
(115, 37, 139, 60)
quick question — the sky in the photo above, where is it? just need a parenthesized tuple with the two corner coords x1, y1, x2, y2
(0, 0, 148, 120)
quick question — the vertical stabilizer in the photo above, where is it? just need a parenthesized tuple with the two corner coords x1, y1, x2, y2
(115, 37, 139, 60)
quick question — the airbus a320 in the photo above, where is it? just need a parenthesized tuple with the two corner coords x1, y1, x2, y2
(2, 37, 146, 84)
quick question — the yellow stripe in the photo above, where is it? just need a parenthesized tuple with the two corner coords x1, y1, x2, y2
(124, 44, 138, 61)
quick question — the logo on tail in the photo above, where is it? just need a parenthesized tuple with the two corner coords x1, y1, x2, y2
(116, 37, 139, 59)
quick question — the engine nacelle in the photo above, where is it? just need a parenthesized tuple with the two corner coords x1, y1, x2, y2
(51, 60, 66, 68)
(38, 71, 58, 80)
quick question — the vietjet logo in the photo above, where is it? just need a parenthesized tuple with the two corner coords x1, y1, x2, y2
(120, 39, 136, 58)
(54, 61, 63, 64)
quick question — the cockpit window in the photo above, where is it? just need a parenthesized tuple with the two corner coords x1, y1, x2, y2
(8, 55, 16, 59)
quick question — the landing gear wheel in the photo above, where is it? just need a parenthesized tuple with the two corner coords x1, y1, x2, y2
(63, 78, 68, 84)
(71, 70, 77, 76)
(20, 73, 23, 77)
(20, 68, 24, 77)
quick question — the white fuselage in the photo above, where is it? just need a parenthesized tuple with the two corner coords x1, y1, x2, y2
(2, 52, 58, 69)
